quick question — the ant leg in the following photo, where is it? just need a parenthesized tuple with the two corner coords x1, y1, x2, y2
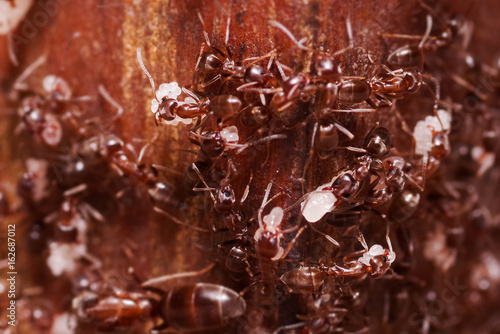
(308, 222, 340, 247)
(98, 84, 123, 121)
(190, 163, 216, 203)
(141, 262, 216, 288)
(268, 20, 312, 51)
(7, 32, 19, 66)
(333, 15, 354, 56)
(272, 322, 307, 334)
(421, 74, 441, 116)
(225, 16, 231, 50)
(137, 132, 160, 164)
(357, 226, 369, 252)
(236, 133, 287, 154)
(181, 87, 201, 103)
(301, 122, 319, 194)
(241, 173, 253, 204)
(330, 108, 376, 113)
(153, 206, 210, 232)
(13, 54, 47, 91)
(419, 15, 433, 49)
(332, 121, 355, 140)
(201, 74, 222, 88)
(278, 225, 307, 260)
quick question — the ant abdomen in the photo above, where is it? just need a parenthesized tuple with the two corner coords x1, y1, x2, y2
(387, 45, 423, 71)
(210, 94, 242, 120)
(315, 123, 340, 159)
(215, 179, 236, 212)
(280, 267, 326, 293)
(160, 283, 246, 331)
(240, 106, 270, 128)
(387, 188, 421, 223)
(337, 79, 371, 104)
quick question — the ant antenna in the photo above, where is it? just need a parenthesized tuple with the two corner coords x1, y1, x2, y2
(153, 206, 210, 232)
(137, 131, 159, 164)
(136, 48, 156, 94)
(13, 54, 47, 91)
(236, 134, 287, 154)
(197, 11, 211, 47)
(141, 262, 216, 287)
(7, 32, 19, 66)
(98, 84, 123, 120)
(269, 20, 312, 51)
(225, 17, 231, 45)
(190, 163, 217, 203)
(346, 15, 354, 48)
(258, 182, 274, 227)
(419, 15, 433, 50)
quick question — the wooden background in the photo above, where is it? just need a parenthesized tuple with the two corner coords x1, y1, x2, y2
(1, 0, 499, 333)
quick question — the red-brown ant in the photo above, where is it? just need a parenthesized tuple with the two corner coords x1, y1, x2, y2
(12, 55, 92, 148)
(280, 231, 396, 294)
(74, 263, 246, 333)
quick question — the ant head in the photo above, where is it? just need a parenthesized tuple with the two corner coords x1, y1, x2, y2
(43, 75, 72, 101)
(363, 127, 392, 157)
(156, 99, 178, 122)
(368, 251, 392, 278)
(315, 54, 342, 81)
(359, 245, 396, 278)
(215, 180, 236, 212)
(403, 70, 422, 94)
(199, 52, 223, 73)
(200, 131, 225, 158)
(331, 171, 358, 198)
(283, 73, 310, 99)
(244, 64, 269, 84)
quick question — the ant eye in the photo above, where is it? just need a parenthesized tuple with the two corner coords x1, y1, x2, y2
(382, 256, 387, 262)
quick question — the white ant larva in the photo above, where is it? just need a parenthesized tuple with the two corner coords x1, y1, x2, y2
(136, 48, 197, 126)
(300, 182, 338, 224)
(412, 108, 452, 185)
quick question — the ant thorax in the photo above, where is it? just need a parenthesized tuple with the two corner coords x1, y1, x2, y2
(150, 81, 196, 125)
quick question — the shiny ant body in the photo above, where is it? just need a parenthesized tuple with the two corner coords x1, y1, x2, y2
(74, 279, 245, 333)
(280, 233, 396, 294)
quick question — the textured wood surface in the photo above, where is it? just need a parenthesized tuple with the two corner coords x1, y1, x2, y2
(1, 0, 500, 333)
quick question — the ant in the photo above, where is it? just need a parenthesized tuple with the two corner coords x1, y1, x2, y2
(11, 55, 92, 148)
(137, 48, 205, 126)
(43, 185, 104, 277)
(195, 14, 278, 94)
(280, 229, 397, 294)
(74, 264, 246, 333)
(301, 125, 394, 224)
